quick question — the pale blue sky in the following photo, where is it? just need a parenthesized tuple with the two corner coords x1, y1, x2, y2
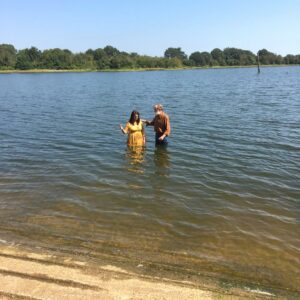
(1, 0, 300, 56)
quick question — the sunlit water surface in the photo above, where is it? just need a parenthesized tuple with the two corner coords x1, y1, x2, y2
(0, 67, 299, 294)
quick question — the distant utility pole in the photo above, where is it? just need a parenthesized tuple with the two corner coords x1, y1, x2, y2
(257, 51, 261, 74)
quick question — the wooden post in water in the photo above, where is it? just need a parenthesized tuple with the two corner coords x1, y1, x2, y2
(257, 51, 261, 74)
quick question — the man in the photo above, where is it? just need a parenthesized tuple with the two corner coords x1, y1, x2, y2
(146, 104, 171, 145)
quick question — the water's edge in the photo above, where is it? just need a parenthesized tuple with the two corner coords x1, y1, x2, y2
(0, 242, 296, 299)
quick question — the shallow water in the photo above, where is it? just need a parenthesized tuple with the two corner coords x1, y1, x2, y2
(0, 67, 299, 293)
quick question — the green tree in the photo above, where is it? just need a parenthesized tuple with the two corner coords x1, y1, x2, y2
(0, 44, 17, 69)
(284, 54, 300, 64)
(182, 58, 195, 66)
(211, 48, 225, 65)
(110, 54, 134, 69)
(72, 53, 95, 69)
(40, 48, 73, 69)
(164, 47, 187, 60)
(16, 50, 31, 69)
(294, 55, 300, 64)
(223, 48, 256, 65)
(136, 55, 157, 68)
(239, 51, 256, 65)
(258, 49, 282, 65)
(223, 48, 240, 65)
(165, 57, 183, 68)
(27, 47, 41, 62)
(2, 43, 299, 71)
(103, 45, 120, 57)
(15, 47, 41, 69)
(189, 51, 212, 66)
(89, 48, 110, 69)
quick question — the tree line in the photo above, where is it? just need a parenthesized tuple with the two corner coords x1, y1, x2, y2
(0, 44, 299, 70)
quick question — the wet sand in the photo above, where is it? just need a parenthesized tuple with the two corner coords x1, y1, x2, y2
(0, 244, 280, 300)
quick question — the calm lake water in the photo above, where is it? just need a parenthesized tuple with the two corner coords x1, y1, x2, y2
(0, 67, 299, 295)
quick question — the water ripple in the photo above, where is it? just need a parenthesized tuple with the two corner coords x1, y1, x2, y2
(0, 67, 300, 292)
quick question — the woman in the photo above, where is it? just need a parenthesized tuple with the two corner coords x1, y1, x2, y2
(120, 110, 145, 147)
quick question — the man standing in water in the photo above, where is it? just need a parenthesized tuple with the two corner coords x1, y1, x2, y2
(145, 104, 171, 145)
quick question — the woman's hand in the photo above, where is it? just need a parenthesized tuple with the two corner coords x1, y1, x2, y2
(120, 124, 125, 133)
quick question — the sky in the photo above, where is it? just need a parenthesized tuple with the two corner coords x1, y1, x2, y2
(1, 0, 300, 56)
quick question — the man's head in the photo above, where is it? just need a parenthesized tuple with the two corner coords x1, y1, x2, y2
(153, 104, 164, 115)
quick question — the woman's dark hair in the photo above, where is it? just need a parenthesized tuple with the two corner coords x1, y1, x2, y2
(129, 110, 140, 125)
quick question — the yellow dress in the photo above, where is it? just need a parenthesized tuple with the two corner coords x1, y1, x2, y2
(124, 121, 145, 147)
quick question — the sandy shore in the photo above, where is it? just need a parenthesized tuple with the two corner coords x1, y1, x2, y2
(0, 244, 281, 300)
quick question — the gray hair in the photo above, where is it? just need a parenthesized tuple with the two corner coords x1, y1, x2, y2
(153, 104, 164, 111)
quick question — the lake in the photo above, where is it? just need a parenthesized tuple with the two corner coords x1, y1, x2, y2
(0, 67, 299, 296)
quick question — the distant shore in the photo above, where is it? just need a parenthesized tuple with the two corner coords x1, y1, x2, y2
(0, 64, 299, 74)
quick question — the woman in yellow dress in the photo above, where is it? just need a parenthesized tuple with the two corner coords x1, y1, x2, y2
(120, 110, 145, 147)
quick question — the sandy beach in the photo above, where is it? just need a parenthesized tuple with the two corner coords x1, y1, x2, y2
(0, 244, 281, 300)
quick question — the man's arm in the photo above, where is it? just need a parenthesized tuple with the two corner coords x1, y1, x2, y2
(164, 115, 171, 136)
(144, 119, 154, 126)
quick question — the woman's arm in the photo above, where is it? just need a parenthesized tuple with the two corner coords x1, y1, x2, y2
(119, 123, 129, 134)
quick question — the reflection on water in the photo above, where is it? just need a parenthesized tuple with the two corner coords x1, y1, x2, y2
(0, 68, 300, 296)
(125, 146, 146, 173)
(154, 145, 170, 177)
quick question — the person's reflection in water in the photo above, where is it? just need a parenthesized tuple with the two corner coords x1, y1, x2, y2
(154, 145, 170, 177)
(125, 146, 146, 174)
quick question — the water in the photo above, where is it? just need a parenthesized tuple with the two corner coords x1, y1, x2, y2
(0, 67, 299, 294)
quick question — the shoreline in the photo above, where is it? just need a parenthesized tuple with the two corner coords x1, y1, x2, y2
(0, 243, 294, 300)
(0, 64, 299, 74)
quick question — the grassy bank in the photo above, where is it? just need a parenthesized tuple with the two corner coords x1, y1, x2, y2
(0, 64, 299, 74)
